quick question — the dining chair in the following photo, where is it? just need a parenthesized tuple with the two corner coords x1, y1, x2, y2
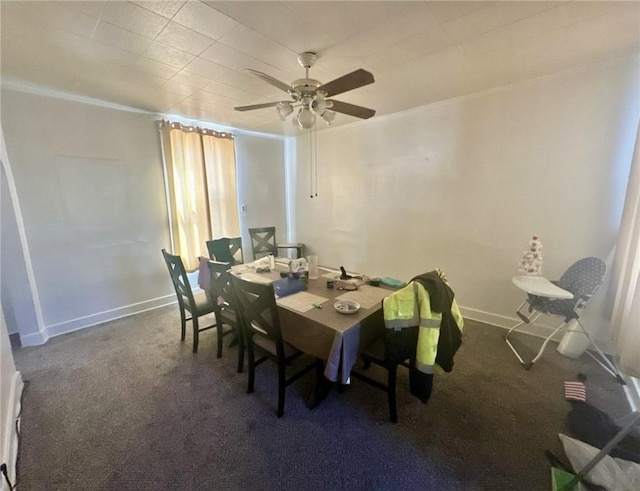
(206, 260, 243, 370)
(350, 333, 412, 423)
(248, 226, 304, 259)
(161, 249, 219, 353)
(248, 227, 277, 259)
(351, 276, 456, 423)
(206, 237, 244, 265)
(229, 274, 317, 418)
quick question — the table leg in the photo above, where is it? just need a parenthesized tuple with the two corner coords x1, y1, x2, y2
(307, 359, 332, 409)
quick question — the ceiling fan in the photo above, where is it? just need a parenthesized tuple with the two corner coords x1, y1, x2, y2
(234, 52, 376, 129)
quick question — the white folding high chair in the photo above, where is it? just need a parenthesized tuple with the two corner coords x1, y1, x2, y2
(505, 257, 624, 383)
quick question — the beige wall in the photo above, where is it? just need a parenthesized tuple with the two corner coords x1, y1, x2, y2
(294, 56, 640, 335)
(0, 89, 287, 343)
(1, 90, 171, 341)
(235, 134, 287, 259)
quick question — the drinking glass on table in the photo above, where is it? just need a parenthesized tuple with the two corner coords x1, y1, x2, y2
(308, 255, 319, 279)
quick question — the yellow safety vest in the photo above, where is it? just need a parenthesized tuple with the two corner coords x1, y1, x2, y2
(383, 281, 463, 374)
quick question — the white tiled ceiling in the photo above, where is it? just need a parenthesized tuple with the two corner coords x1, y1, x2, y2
(1, 1, 639, 136)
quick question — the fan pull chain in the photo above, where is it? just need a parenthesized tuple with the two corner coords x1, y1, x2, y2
(309, 126, 318, 198)
(309, 128, 313, 198)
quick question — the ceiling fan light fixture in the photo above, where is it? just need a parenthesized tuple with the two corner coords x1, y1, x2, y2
(310, 94, 327, 115)
(297, 107, 316, 129)
(321, 110, 336, 125)
(276, 101, 293, 120)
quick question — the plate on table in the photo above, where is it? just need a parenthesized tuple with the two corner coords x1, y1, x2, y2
(334, 300, 360, 315)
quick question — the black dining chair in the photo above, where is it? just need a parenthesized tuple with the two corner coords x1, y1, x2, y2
(161, 249, 219, 353)
(206, 237, 244, 265)
(352, 271, 462, 422)
(248, 227, 277, 259)
(248, 226, 304, 259)
(229, 274, 317, 418)
(206, 260, 243, 370)
(350, 333, 412, 423)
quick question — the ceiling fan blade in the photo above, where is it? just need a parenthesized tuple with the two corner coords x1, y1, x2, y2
(329, 100, 376, 119)
(319, 69, 374, 97)
(245, 69, 291, 93)
(234, 101, 284, 112)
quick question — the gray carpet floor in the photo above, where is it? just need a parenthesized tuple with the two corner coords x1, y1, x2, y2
(12, 306, 630, 490)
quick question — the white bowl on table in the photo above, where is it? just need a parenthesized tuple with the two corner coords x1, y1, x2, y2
(334, 300, 360, 315)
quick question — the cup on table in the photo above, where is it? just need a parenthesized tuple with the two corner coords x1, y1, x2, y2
(308, 255, 319, 280)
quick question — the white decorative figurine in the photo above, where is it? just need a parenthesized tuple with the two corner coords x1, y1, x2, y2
(518, 235, 543, 275)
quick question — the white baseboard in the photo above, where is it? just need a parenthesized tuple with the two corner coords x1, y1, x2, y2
(459, 306, 616, 354)
(19, 298, 617, 357)
(20, 294, 176, 346)
(459, 306, 564, 340)
(2, 372, 23, 491)
(18, 328, 48, 347)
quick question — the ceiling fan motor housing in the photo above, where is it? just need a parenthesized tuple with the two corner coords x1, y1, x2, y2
(297, 52, 318, 69)
(293, 52, 324, 98)
(291, 78, 323, 96)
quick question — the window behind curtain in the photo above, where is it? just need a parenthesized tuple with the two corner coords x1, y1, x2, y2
(160, 121, 238, 271)
(202, 129, 240, 241)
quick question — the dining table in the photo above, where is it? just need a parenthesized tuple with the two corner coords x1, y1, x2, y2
(229, 260, 391, 404)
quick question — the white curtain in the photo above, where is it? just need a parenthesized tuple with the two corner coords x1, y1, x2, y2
(161, 121, 238, 271)
(202, 130, 240, 238)
(609, 120, 640, 378)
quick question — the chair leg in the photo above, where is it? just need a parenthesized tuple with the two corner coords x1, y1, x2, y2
(192, 317, 199, 353)
(179, 307, 187, 341)
(307, 359, 331, 409)
(505, 320, 528, 366)
(505, 319, 526, 338)
(277, 359, 286, 418)
(578, 321, 626, 383)
(247, 341, 255, 394)
(388, 364, 398, 423)
(236, 328, 245, 373)
(505, 311, 543, 367)
(215, 314, 223, 359)
(528, 323, 566, 367)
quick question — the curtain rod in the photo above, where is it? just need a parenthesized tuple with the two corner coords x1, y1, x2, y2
(159, 119, 234, 140)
